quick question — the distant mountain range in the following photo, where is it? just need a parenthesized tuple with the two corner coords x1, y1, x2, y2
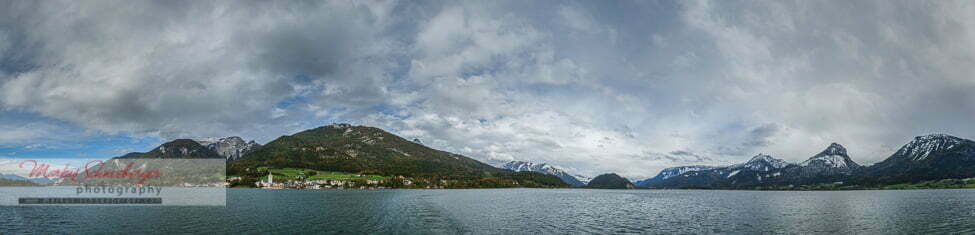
(633, 165, 720, 187)
(500, 161, 588, 187)
(0, 173, 53, 185)
(498, 160, 654, 189)
(640, 134, 975, 189)
(77, 124, 975, 190)
(642, 153, 798, 188)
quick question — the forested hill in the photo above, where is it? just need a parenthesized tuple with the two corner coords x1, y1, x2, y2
(228, 124, 567, 188)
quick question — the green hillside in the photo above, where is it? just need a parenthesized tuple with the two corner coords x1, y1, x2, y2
(228, 124, 567, 188)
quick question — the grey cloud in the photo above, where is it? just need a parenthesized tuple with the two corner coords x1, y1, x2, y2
(2, 0, 975, 179)
(668, 150, 714, 163)
(675, 0, 975, 164)
(744, 124, 780, 147)
(0, 0, 394, 141)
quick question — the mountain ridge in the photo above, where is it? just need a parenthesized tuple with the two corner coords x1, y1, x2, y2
(645, 134, 975, 189)
(118, 139, 224, 159)
(645, 143, 865, 188)
(634, 165, 720, 187)
(500, 160, 587, 187)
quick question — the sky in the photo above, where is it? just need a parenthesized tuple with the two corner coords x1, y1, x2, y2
(1, 0, 974, 180)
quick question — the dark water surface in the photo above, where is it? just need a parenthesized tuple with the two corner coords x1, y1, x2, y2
(3, 188, 975, 234)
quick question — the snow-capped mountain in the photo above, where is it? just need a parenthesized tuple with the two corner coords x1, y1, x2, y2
(634, 165, 720, 187)
(860, 134, 975, 185)
(749, 143, 865, 185)
(195, 136, 261, 161)
(643, 153, 794, 188)
(646, 135, 975, 188)
(732, 154, 793, 172)
(501, 161, 587, 187)
(797, 143, 861, 177)
(894, 134, 972, 161)
(719, 154, 795, 184)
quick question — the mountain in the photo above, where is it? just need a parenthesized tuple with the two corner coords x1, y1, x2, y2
(856, 134, 975, 185)
(228, 124, 568, 188)
(0, 173, 53, 185)
(792, 143, 862, 179)
(634, 165, 720, 187)
(501, 161, 587, 187)
(645, 137, 975, 189)
(731, 154, 794, 172)
(196, 136, 261, 161)
(587, 173, 635, 189)
(646, 154, 795, 188)
(742, 143, 864, 186)
(118, 139, 224, 159)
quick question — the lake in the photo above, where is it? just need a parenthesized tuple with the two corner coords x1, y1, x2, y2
(3, 188, 975, 234)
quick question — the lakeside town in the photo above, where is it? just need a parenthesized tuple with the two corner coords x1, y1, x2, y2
(232, 168, 450, 190)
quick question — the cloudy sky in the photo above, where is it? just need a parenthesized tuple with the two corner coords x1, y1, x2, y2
(1, 0, 974, 179)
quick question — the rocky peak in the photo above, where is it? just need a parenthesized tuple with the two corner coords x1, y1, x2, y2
(195, 136, 261, 161)
(822, 143, 847, 156)
(157, 139, 202, 155)
(801, 143, 859, 169)
(736, 154, 791, 171)
(747, 154, 774, 163)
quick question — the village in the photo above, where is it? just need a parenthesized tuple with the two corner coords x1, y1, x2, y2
(252, 172, 388, 189)
(244, 170, 450, 190)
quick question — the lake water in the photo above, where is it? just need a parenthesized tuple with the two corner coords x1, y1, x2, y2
(3, 188, 975, 234)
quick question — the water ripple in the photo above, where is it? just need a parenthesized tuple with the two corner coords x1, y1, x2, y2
(3, 188, 975, 234)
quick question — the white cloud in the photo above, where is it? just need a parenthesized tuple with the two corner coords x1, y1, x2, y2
(558, 5, 597, 33)
(0, 122, 62, 146)
(271, 108, 287, 119)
